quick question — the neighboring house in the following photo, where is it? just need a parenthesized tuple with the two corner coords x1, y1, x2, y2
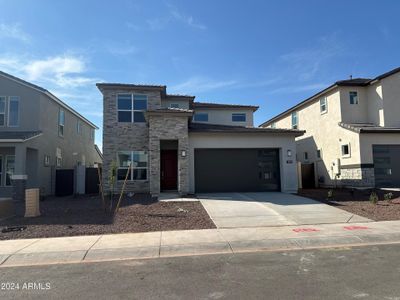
(97, 83, 303, 196)
(260, 67, 400, 188)
(0, 71, 102, 199)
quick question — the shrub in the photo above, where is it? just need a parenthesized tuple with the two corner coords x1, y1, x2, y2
(369, 192, 379, 205)
(327, 189, 334, 200)
(384, 192, 394, 203)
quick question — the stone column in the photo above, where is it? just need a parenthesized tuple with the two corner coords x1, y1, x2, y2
(149, 136, 160, 196)
(12, 144, 27, 202)
(178, 137, 189, 196)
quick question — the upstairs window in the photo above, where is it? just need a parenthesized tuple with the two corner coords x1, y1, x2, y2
(117, 94, 147, 123)
(170, 103, 180, 108)
(232, 113, 246, 122)
(291, 112, 298, 129)
(317, 149, 322, 159)
(0, 96, 5, 126)
(58, 109, 65, 137)
(193, 113, 208, 122)
(304, 152, 309, 161)
(271, 122, 276, 129)
(349, 91, 358, 105)
(320, 97, 328, 113)
(77, 121, 82, 135)
(8, 96, 19, 127)
(341, 144, 351, 157)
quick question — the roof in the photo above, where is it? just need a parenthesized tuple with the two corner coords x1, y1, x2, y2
(189, 122, 305, 136)
(339, 123, 400, 134)
(193, 102, 259, 111)
(0, 131, 42, 142)
(166, 94, 195, 99)
(260, 66, 400, 127)
(95, 144, 103, 160)
(146, 107, 193, 114)
(96, 83, 166, 91)
(0, 71, 98, 129)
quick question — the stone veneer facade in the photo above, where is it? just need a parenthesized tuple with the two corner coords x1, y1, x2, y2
(339, 167, 375, 187)
(101, 86, 191, 196)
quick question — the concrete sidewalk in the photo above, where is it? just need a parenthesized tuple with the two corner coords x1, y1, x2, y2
(1, 220, 400, 267)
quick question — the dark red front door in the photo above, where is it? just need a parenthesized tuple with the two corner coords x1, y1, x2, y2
(161, 150, 178, 190)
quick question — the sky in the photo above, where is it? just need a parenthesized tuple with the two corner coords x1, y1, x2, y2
(0, 0, 399, 150)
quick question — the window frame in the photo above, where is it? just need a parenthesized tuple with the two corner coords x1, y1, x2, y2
(117, 93, 148, 123)
(304, 151, 309, 161)
(116, 150, 148, 181)
(270, 122, 276, 129)
(5, 155, 15, 187)
(291, 112, 298, 129)
(349, 91, 359, 105)
(320, 97, 328, 114)
(0, 96, 6, 127)
(0, 155, 2, 186)
(193, 113, 209, 122)
(7, 96, 19, 127)
(341, 143, 351, 158)
(58, 109, 65, 137)
(316, 149, 322, 160)
(169, 103, 180, 109)
(232, 113, 246, 122)
(44, 155, 50, 167)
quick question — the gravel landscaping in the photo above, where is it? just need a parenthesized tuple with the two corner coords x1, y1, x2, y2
(0, 194, 216, 240)
(298, 188, 400, 221)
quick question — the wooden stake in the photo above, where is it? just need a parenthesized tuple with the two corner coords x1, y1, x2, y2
(115, 164, 131, 214)
(97, 165, 106, 211)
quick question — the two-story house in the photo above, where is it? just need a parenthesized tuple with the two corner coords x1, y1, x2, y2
(0, 71, 102, 200)
(97, 83, 304, 196)
(260, 67, 400, 188)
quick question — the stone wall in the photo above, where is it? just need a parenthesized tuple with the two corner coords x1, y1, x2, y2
(101, 88, 162, 193)
(339, 167, 375, 187)
(148, 114, 190, 196)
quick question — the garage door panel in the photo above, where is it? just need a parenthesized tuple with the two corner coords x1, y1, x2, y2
(373, 145, 400, 187)
(194, 149, 280, 193)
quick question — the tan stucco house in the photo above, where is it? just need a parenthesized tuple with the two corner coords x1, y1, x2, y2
(0, 71, 102, 199)
(97, 83, 304, 196)
(260, 67, 400, 188)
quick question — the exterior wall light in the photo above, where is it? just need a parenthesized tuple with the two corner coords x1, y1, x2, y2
(287, 150, 292, 157)
(181, 150, 186, 157)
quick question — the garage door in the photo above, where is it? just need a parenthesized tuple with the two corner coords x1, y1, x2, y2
(194, 149, 281, 193)
(373, 145, 400, 187)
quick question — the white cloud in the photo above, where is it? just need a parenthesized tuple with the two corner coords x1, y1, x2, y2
(168, 4, 207, 30)
(170, 77, 237, 94)
(106, 44, 138, 56)
(0, 23, 31, 43)
(267, 83, 329, 95)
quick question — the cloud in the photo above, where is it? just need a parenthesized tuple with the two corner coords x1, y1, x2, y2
(170, 77, 237, 94)
(0, 23, 31, 43)
(168, 4, 207, 30)
(267, 83, 329, 95)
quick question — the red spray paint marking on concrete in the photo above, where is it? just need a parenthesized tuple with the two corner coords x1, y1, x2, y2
(292, 228, 320, 233)
(343, 225, 370, 230)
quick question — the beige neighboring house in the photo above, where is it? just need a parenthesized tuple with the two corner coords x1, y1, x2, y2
(97, 83, 304, 196)
(260, 67, 400, 188)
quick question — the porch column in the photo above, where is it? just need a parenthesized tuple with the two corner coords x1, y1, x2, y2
(178, 137, 189, 195)
(12, 144, 27, 202)
(149, 137, 160, 196)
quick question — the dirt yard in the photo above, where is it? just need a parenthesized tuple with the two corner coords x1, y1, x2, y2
(0, 194, 216, 240)
(298, 188, 400, 221)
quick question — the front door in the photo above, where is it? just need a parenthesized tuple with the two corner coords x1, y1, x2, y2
(161, 150, 178, 190)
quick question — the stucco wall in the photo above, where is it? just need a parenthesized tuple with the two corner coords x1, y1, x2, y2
(188, 132, 298, 193)
(359, 133, 400, 164)
(340, 87, 369, 124)
(381, 72, 400, 127)
(366, 82, 384, 126)
(192, 109, 254, 127)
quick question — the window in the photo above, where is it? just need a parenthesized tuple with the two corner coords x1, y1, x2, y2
(304, 152, 309, 161)
(44, 155, 50, 167)
(77, 121, 82, 135)
(0, 96, 5, 126)
(0, 155, 2, 185)
(271, 122, 276, 129)
(291, 112, 298, 129)
(117, 94, 147, 123)
(90, 128, 95, 141)
(56, 148, 62, 167)
(320, 97, 328, 113)
(58, 109, 65, 137)
(193, 113, 208, 122)
(170, 103, 180, 108)
(232, 113, 246, 122)
(5, 155, 15, 186)
(8, 96, 19, 127)
(341, 144, 351, 157)
(117, 151, 148, 181)
(316, 149, 322, 159)
(349, 91, 358, 105)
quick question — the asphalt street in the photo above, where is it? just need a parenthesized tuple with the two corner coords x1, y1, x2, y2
(1, 244, 400, 300)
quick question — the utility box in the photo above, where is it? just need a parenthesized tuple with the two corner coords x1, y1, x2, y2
(332, 158, 341, 176)
(25, 188, 40, 217)
(0, 198, 14, 218)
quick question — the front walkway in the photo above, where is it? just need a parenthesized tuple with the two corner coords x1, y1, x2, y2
(198, 192, 371, 228)
(1, 220, 400, 267)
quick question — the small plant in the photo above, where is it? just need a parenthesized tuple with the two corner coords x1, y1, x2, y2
(327, 189, 334, 200)
(108, 160, 118, 211)
(384, 192, 394, 203)
(369, 192, 379, 205)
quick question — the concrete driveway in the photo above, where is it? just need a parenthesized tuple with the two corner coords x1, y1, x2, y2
(198, 192, 371, 228)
